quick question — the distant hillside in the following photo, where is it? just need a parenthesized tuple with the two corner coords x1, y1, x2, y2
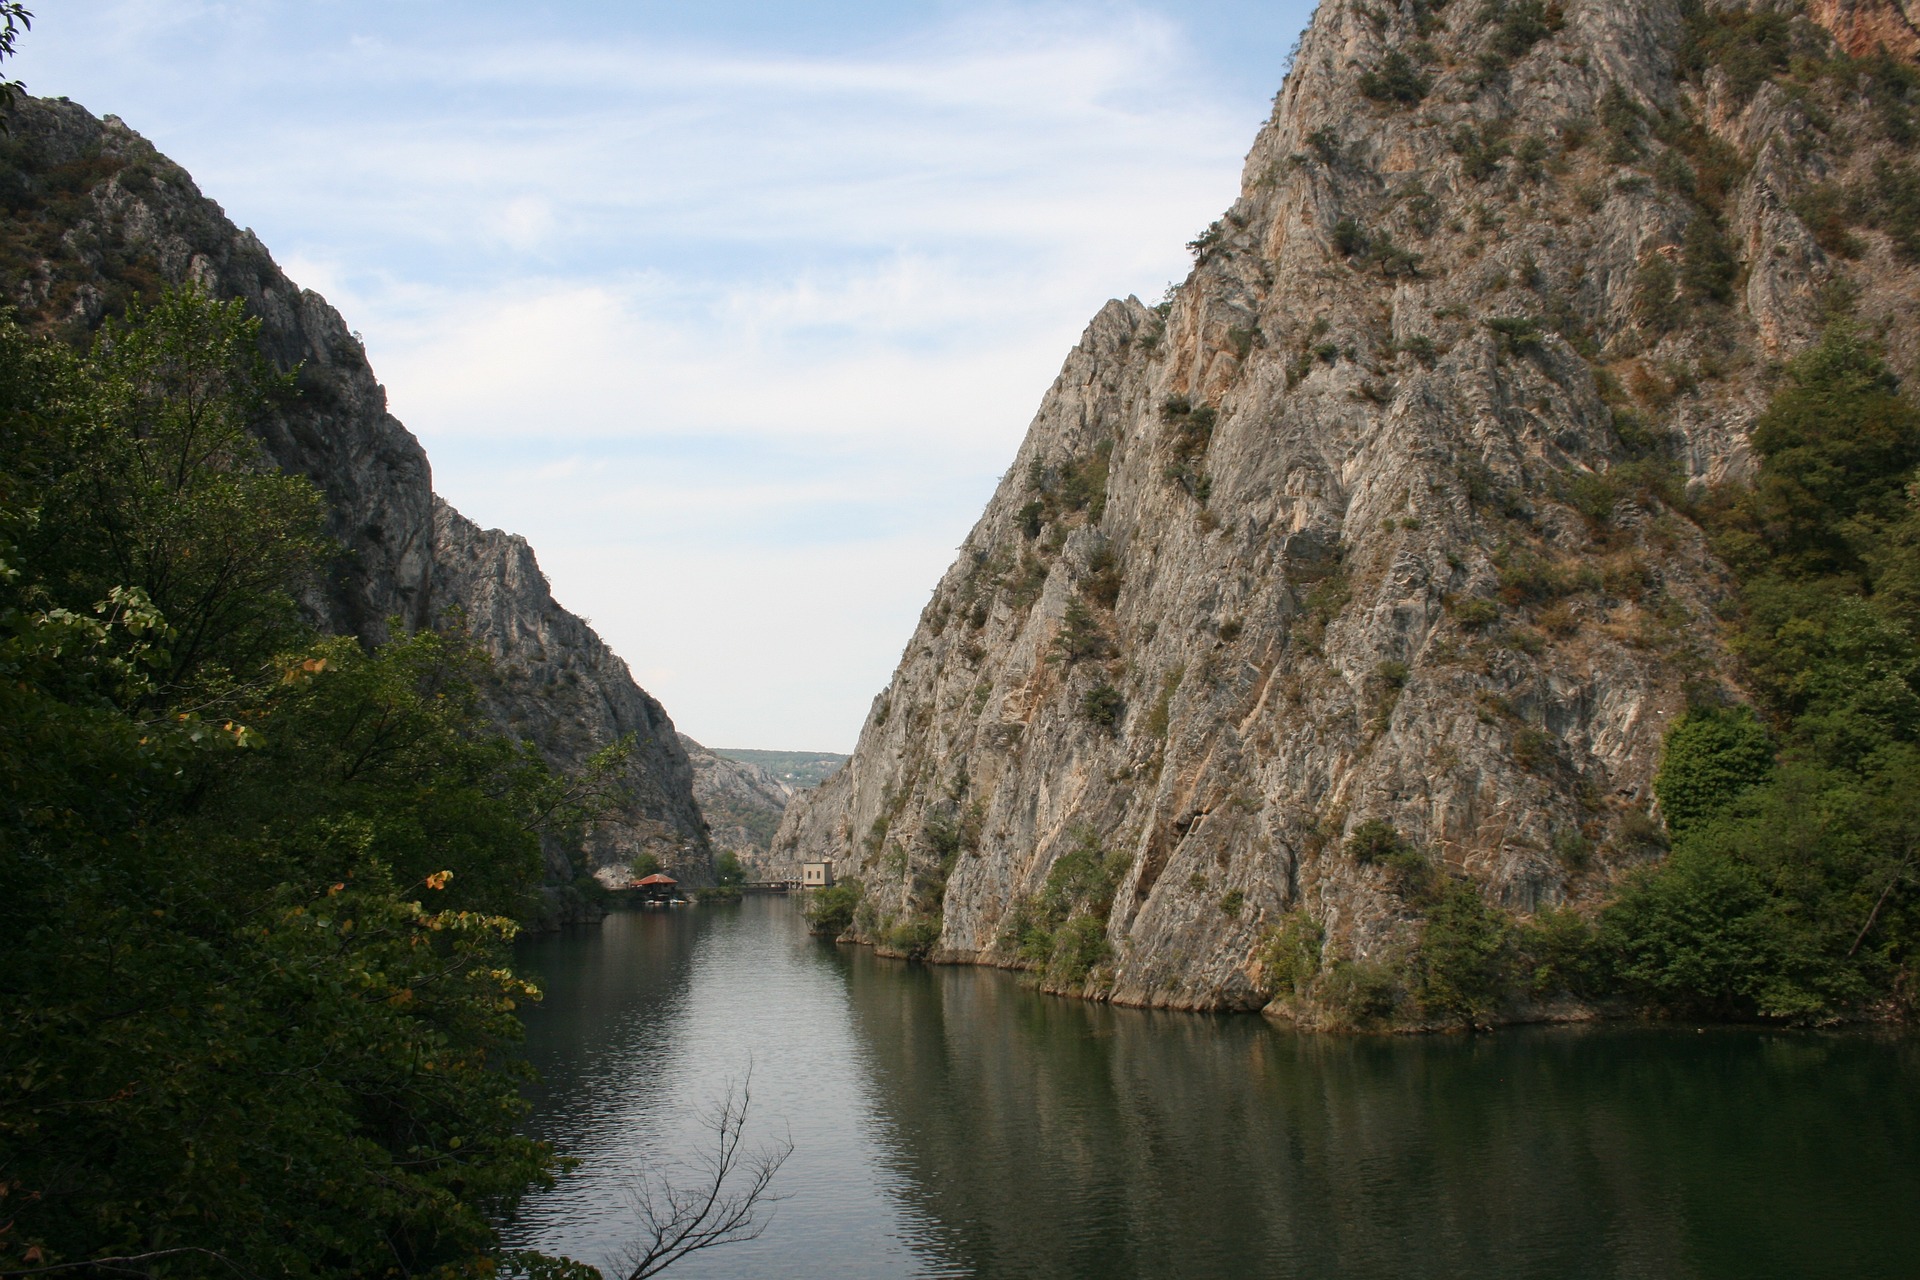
(710, 749, 849, 791)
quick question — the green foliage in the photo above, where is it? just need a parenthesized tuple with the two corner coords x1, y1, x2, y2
(0, 3, 28, 118)
(1047, 916, 1113, 985)
(1081, 540, 1122, 607)
(1483, 0, 1564, 59)
(715, 849, 747, 886)
(1001, 826, 1128, 986)
(1486, 315, 1543, 356)
(1025, 440, 1115, 530)
(1655, 705, 1775, 838)
(1219, 888, 1246, 916)
(1052, 598, 1112, 663)
(1159, 396, 1217, 501)
(805, 878, 865, 936)
(1679, 3, 1796, 104)
(1412, 877, 1516, 1025)
(1081, 680, 1124, 730)
(1681, 213, 1739, 304)
(1719, 328, 1920, 584)
(889, 915, 943, 961)
(1607, 328, 1920, 1022)
(1599, 84, 1645, 163)
(1321, 958, 1404, 1026)
(0, 293, 590, 1275)
(632, 851, 664, 880)
(1511, 726, 1555, 772)
(1332, 217, 1367, 257)
(1358, 50, 1431, 106)
(1346, 819, 1407, 865)
(1260, 908, 1325, 998)
(1634, 254, 1681, 333)
(1449, 595, 1502, 629)
(1451, 123, 1512, 180)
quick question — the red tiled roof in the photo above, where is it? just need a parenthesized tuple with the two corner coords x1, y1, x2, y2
(633, 873, 678, 886)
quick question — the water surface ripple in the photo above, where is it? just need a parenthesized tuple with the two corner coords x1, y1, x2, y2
(503, 895, 1919, 1279)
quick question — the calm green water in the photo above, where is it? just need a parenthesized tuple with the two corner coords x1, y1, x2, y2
(504, 895, 1920, 1280)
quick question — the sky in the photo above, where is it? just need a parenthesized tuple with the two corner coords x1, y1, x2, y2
(13, 0, 1315, 751)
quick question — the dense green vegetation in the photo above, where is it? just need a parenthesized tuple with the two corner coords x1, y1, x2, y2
(1273, 330, 1920, 1029)
(1610, 329, 1920, 1020)
(0, 292, 599, 1276)
(1000, 827, 1129, 987)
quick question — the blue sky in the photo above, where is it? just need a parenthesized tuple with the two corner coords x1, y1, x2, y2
(15, 0, 1314, 751)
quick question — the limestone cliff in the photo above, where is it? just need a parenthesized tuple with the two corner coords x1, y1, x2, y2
(772, 0, 1920, 1013)
(0, 97, 711, 887)
(678, 736, 795, 872)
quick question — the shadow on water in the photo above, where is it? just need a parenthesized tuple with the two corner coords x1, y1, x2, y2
(507, 897, 1920, 1280)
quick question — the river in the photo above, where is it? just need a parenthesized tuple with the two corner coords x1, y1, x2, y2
(503, 894, 1919, 1279)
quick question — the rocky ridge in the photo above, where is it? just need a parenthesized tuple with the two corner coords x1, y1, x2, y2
(772, 0, 1920, 1015)
(678, 736, 796, 872)
(0, 97, 712, 890)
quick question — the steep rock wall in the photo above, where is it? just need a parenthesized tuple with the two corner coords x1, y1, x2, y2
(0, 97, 711, 884)
(773, 0, 1920, 1012)
(679, 736, 796, 872)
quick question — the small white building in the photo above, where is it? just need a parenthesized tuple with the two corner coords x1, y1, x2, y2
(801, 860, 835, 888)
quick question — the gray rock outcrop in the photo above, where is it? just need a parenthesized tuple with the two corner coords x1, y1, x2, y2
(772, 0, 1920, 1013)
(678, 736, 795, 872)
(0, 97, 711, 886)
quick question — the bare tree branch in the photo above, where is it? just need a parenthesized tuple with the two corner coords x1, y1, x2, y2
(612, 1065, 792, 1280)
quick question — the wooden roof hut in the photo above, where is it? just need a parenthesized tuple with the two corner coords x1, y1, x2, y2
(631, 872, 679, 903)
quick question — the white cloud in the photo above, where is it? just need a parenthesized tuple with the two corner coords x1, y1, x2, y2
(14, 1, 1295, 749)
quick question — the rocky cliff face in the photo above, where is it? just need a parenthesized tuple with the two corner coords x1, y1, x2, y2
(678, 736, 795, 872)
(773, 0, 1920, 1013)
(0, 97, 711, 886)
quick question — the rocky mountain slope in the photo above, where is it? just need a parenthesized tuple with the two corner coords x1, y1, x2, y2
(678, 736, 796, 871)
(0, 97, 712, 891)
(773, 0, 1920, 1014)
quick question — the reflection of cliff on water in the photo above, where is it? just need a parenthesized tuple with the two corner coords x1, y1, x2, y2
(838, 948, 1920, 1279)
(513, 910, 705, 1127)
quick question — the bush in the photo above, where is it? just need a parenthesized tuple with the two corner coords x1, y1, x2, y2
(889, 915, 943, 961)
(1081, 541, 1122, 607)
(1052, 598, 1112, 663)
(1358, 50, 1431, 106)
(1412, 878, 1516, 1025)
(1260, 908, 1325, 998)
(1486, 315, 1543, 355)
(1081, 681, 1124, 730)
(805, 879, 865, 936)
(1653, 705, 1774, 839)
(1322, 958, 1403, 1026)
(1681, 214, 1739, 304)
(1484, 0, 1564, 58)
(1346, 819, 1407, 865)
(1450, 596, 1502, 629)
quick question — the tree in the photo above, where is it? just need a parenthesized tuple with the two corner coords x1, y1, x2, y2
(0, 3, 30, 123)
(0, 291, 585, 1275)
(1654, 704, 1774, 838)
(611, 1071, 792, 1280)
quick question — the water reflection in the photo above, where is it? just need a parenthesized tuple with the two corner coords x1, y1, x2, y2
(509, 897, 1920, 1280)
